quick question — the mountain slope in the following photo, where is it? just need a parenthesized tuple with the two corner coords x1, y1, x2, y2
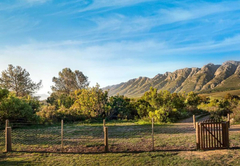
(102, 61, 240, 97)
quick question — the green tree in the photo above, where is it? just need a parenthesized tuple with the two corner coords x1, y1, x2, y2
(185, 91, 200, 107)
(107, 95, 136, 119)
(135, 99, 152, 118)
(71, 84, 108, 118)
(0, 64, 42, 97)
(0, 90, 38, 124)
(170, 93, 185, 109)
(142, 87, 161, 109)
(36, 105, 57, 123)
(51, 68, 89, 94)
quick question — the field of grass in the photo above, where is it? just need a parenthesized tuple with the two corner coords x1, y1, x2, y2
(0, 121, 239, 165)
(200, 89, 240, 98)
(1, 148, 240, 165)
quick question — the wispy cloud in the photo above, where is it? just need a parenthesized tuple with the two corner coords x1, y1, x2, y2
(77, 0, 155, 12)
(0, 15, 40, 37)
(0, 0, 50, 11)
(158, 1, 240, 22)
(71, 0, 240, 44)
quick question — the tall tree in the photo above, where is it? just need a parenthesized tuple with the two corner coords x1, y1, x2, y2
(0, 64, 42, 97)
(71, 84, 108, 118)
(51, 68, 89, 94)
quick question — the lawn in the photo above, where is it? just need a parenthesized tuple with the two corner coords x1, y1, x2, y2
(0, 149, 240, 166)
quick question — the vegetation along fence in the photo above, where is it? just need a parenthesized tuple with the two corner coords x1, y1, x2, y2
(1, 115, 239, 153)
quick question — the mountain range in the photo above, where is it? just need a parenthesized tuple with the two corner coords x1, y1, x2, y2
(102, 61, 240, 97)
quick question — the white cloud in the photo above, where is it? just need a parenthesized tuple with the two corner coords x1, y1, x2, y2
(77, 0, 240, 40)
(0, 0, 50, 11)
(77, 0, 155, 12)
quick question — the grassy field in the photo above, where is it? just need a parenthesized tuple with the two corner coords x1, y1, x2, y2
(0, 121, 240, 165)
(200, 89, 240, 98)
(1, 148, 240, 165)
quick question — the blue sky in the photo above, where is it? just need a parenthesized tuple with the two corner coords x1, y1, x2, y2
(0, 0, 240, 98)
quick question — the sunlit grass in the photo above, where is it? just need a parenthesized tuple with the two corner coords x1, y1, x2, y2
(1, 150, 240, 166)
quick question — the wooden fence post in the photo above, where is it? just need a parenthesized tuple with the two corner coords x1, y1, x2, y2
(193, 115, 196, 128)
(5, 127, 12, 152)
(199, 123, 203, 150)
(104, 127, 108, 152)
(152, 118, 154, 151)
(196, 122, 200, 150)
(61, 119, 63, 152)
(226, 122, 229, 148)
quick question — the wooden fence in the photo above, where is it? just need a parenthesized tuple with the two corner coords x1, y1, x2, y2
(196, 119, 229, 150)
(3, 119, 155, 153)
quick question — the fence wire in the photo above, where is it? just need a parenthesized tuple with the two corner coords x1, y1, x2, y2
(108, 125, 152, 152)
(11, 124, 61, 152)
(62, 125, 104, 153)
(1, 121, 239, 153)
(153, 123, 196, 151)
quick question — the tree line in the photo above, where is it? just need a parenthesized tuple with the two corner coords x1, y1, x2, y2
(0, 64, 239, 125)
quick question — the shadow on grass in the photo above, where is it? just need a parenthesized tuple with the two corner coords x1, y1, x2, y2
(10, 149, 193, 155)
(8, 146, 240, 155)
(229, 127, 240, 131)
(0, 161, 32, 165)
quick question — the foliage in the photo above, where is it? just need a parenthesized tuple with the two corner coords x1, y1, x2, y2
(51, 68, 89, 95)
(198, 93, 240, 121)
(135, 99, 153, 118)
(0, 65, 239, 125)
(71, 84, 108, 118)
(36, 105, 57, 123)
(0, 64, 42, 97)
(0, 89, 39, 124)
(231, 101, 240, 123)
(107, 95, 137, 120)
(47, 93, 75, 110)
(23, 95, 41, 113)
(185, 91, 201, 107)
(139, 87, 200, 123)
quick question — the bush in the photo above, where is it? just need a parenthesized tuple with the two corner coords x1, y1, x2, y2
(149, 107, 180, 123)
(0, 95, 39, 124)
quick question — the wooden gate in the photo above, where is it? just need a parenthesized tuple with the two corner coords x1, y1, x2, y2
(196, 120, 229, 150)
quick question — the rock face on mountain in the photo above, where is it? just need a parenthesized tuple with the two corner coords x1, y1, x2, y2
(103, 61, 240, 97)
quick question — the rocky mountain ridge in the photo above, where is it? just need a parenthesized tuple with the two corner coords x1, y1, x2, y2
(103, 61, 240, 97)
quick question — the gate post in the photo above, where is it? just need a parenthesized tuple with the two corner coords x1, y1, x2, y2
(5, 127, 12, 152)
(226, 122, 229, 148)
(222, 122, 226, 148)
(196, 122, 200, 150)
(199, 123, 203, 150)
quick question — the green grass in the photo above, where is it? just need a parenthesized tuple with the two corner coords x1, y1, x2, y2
(199, 89, 240, 98)
(1, 149, 240, 166)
